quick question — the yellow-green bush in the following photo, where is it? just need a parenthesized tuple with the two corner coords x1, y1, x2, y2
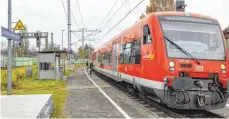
(32, 65, 38, 79)
(75, 63, 85, 67)
(1, 67, 26, 90)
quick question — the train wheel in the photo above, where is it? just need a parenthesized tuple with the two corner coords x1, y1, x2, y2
(126, 83, 136, 95)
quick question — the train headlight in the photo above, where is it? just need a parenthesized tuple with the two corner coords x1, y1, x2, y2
(221, 64, 226, 74)
(169, 61, 175, 67)
(221, 64, 225, 70)
(169, 61, 175, 71)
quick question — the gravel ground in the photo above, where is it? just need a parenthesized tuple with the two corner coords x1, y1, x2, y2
(211, 103, 229, 118)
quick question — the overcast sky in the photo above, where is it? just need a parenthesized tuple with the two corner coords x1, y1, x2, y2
(0, 0, 228, 50)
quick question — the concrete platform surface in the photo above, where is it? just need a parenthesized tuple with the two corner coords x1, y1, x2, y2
(64, 67, 160, 118)
(1, 94, 53, 118)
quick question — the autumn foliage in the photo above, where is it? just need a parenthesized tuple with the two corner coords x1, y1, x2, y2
(140, 0, 175, 19)
(223, 26, 229, 39)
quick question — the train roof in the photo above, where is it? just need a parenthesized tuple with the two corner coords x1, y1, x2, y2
(93, 12, 218, 53)
(154, 11, 216, 20)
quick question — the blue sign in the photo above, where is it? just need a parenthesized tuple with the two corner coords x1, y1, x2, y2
(1, 26, 21, 42)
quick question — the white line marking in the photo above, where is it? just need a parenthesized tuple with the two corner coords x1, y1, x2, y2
(84, 67, 131, 119)
(226, 104, 229, 107)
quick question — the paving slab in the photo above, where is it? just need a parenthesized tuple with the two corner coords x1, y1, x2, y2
(1, 94, 53, 118)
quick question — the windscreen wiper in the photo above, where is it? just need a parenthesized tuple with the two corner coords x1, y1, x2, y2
(164, 36, 201, 65)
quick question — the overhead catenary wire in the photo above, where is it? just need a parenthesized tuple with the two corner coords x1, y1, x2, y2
(101, 0, 127, 30)
(72, 32, 81, 40)
(100, 0, 145, 40)
(73, 32, 81, 38)
(71, 10, 80, 29)
(85, 0, 124, 39)
(85, 0, 120, 39)
(76, 0, 85, 28)
(61, 0, 68, 20)
(97, 0, 120, 29)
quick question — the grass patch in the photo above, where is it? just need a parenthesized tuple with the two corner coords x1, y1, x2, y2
(1, 79, 68, 118)
(64, 70, 72, 76)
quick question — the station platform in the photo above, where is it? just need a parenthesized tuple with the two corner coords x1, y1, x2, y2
(1, 94, 53, 118)
(63, 67, 160, 118)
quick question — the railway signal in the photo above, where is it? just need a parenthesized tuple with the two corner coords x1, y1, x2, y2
(17, 31, 49, 51)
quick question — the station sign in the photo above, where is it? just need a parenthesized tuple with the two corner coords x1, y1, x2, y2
(1, 26, 21, 42)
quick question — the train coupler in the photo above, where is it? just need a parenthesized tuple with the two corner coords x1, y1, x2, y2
(196, 93, 205, 107)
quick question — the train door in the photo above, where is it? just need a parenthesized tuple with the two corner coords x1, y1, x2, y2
(141, 24, 154, 79)
(226, 38, 229, 56)
(112, 43, 119, 79)
(95, 52, 98, 66)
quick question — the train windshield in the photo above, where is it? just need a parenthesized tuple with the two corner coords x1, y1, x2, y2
(159, 16, 226, 61)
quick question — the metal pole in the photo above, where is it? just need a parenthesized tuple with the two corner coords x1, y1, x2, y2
(82, 29, 84, 49)
(62, 30, 64, 50)
(51, 33, 53, 50)
(67, 0, 71, 55)
(7, 0, 12, 95)
(82, 28, 85, 58)
(45, 37, 48, 50)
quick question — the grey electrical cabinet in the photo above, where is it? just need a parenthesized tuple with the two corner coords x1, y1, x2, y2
(37, 50, 67, 80)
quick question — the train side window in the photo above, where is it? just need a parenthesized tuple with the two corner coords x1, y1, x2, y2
(130, 38, 141, 64)
(108, 52, 111, 65)
(143, 25, 152, 44)
(124, 43, 131, 64)
(135, 38, 141, 64)
(120, 45, 124, 64)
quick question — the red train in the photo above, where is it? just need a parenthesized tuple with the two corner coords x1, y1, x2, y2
(91, 12, 229, 110)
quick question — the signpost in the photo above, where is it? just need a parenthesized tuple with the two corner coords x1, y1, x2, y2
(1, 26, 22, 95)
(1, 26, 21, 42)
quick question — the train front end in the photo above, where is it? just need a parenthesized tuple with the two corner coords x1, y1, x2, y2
(158, 14, 229, 110)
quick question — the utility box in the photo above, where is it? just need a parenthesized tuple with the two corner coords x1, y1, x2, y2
(26, 66, 32, 78)
(37, 50, 67, 80)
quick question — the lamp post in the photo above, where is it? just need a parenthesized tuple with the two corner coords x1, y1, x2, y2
(62, 30, 65, 50)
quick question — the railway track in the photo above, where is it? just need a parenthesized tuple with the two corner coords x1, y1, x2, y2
(92, 71, 225, 118)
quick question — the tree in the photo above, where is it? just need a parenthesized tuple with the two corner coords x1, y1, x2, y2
(23, 39, 30, 55)
(1, 40, 6, 50)
(84, 44, 89, 51)
(223, 26, 229, 39)
(42, 43, 60, 51)
(140, 0, 175, 19)
(78, 47, 84, 58)
(139, 14, 145, 19)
